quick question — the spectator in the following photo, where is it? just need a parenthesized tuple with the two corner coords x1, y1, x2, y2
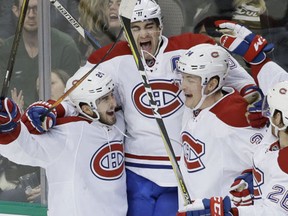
(78, 0, 123, 60)
(0, 0, 81, 109)
(0, 0, 80, 41)
(11, 69, 71, 113)
(36, 69, 70, 100)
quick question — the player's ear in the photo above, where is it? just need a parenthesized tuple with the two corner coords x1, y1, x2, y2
(274, 111, 285, 128)
(81, 104, 93, 116)
(206, 77, 219, 94)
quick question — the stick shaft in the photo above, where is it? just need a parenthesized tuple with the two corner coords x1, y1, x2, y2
(1, 0, 30, 97)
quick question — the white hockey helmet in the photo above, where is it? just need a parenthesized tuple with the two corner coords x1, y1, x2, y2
(131, 0, 163, 29)
(177, 44, 229, 90)
(66, 66, 115, 121)
(263, 81, 288, 129)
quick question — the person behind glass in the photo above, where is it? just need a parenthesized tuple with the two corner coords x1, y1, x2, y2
(76, 0, 260, 215)
(0, 0, 81, 109)
(78, 0, 123, 60)
(0, 0, 80, 41)
(0, 155, 40, 203)
(11, 69, 71, 114)
(0, 68, 127, 216)
(36, 69, 71, 101)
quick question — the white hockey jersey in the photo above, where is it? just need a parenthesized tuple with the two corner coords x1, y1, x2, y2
(236, 141, 288, 216)
(178, 87, 266, 211)
(0, 112, 127, 216)
(85, 33, 256, 187)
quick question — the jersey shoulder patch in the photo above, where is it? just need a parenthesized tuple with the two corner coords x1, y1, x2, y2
(210, 90, 250, 127)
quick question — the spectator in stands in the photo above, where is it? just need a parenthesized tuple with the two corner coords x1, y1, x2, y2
(0, 0, 81, 109)
(78, 0, 123, 60)
(36, 69, 70, 101)
(0, 0, 80, 41)
(11, 69, 70, 113)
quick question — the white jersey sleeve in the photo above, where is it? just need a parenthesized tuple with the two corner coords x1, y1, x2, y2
(256, 61, 288, 95)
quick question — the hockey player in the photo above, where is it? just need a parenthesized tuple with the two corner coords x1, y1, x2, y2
(175, 43, 266, 215)
(0, 67, 127, 216)
(78, 1, 261, 215)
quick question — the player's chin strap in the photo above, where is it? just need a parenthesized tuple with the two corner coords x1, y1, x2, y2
(192, 84, 222, 112)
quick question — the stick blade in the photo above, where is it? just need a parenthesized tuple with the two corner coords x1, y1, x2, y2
(119, 0, 137, 19)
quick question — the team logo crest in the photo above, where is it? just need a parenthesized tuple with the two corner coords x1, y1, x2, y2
(90, 141, 124, 180)
(250, 133, 264, 145)
(182, 131, 205, 173)
(253, 165, 264, 199)
(132, 79, 184, 118)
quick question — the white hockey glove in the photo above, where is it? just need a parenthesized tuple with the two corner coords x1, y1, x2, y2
(215, 20, 274, 65)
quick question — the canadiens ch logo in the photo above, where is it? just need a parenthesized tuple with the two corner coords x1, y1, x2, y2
(182, 131, 205, 173)
(90, 141, 124, 180)
(253, 164, 264, 199)
(132, 79, 184, 118)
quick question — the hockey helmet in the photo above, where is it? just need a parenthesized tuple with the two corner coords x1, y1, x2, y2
(131, 0, 163, 29)
(177, 44, 229, 90)
(66, 65, 115, 121)
(263, 81, 288, 130)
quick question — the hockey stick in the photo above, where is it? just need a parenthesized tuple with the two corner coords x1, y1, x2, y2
(40, 27, 123, 120)
(119, 0, 193, 205)
(49, 0, 102, 49)
(1, 0, 30, 97)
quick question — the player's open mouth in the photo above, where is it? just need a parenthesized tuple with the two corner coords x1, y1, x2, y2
(185, 94, 193, 98)
(140, 41, 151, 52)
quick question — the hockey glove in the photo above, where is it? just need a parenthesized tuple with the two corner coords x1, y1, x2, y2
(177, 196, 238, 216)
(0, 97, 21, 133)
(230, 169, 254, 206)
(215, 20, 274, 65)
(21, 101, 57, 134)
(244, 86, 268, 128)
